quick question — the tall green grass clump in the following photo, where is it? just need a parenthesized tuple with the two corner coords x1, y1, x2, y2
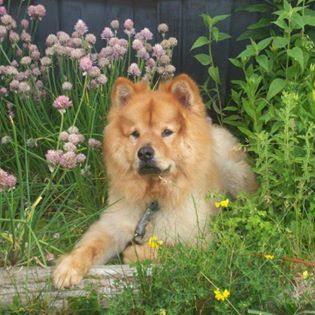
(0, 1, 177, 268)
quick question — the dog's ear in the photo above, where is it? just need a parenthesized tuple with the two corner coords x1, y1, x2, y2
(111, 77, 135, 107)
(161, 74, 205, 114)
(112, 77, 149, 107)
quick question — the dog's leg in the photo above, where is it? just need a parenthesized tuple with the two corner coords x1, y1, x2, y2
(53, 205, 141, 288)
(122, 243, 159, 264)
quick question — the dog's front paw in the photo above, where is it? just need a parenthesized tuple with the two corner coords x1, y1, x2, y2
(52, 254, 88, 289)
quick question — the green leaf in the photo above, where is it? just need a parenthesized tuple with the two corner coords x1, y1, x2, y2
(273, 18, 288, 31)
(266, 78, 286, 100)
(201, 14, 212, 28)
(243, 100, 256, 120)
(235, 3, 270, 13)
(256, 55, 270, 73)
(287, 47, 304, 70)
(194, 54, 211, 66)
(217, 32, 231, 42)
(247, 18, 270, 30)
(272, 36, 288, 49)
(257, 37, 272, 50)
(208, 66, 220, 84)
(224, 106, 239, 112)
(191, 36, 209, 50)
(237, 29, 268, 41)
(212, 28, 231, 42)
(303, 15, 315, 26)
(237, 45, 256, 59)
(238, 126, 253, 138)
(212, 14, 230, 25)
(229, 58, 243, 68)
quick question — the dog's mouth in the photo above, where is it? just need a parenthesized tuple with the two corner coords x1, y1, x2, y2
(138, 162, 171, 176)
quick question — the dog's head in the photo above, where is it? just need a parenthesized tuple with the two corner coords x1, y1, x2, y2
(104, 74, 209, 179)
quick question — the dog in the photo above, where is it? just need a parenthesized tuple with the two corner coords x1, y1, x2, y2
(53, 74, 258, 288)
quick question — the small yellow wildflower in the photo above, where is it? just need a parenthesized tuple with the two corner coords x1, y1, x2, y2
(214, 198, 230, 208)
(264, 254, 274, 260)
(214, 288, 230, 301)
(302, 271, 309, 280)
(148, 235, 164, 249)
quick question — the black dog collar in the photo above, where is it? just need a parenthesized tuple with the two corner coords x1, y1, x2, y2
(133, 200, 160, 244)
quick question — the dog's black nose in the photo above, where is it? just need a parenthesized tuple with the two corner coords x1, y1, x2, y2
(137, 145, 154, 161)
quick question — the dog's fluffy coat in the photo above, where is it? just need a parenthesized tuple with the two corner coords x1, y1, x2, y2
(53, 74, 258, 288)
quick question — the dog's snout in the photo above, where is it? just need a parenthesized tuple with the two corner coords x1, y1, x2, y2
(138, 145, 154, 162)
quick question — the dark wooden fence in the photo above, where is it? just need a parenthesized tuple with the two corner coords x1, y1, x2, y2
(12, 0, 261, 101)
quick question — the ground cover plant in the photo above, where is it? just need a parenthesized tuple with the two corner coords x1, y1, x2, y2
(0, 0, 314, 314)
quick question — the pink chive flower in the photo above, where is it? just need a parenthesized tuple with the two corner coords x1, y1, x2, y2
(46, 34, 57, 46)
(152, 44, 165, 58)
(0, 168, 17, 191)
(128, 63, 141, 77)
(88, 138, 102, 149)
(57, 31, 70, 44)
(45, 149, 63, 166)
(20, 56, 32, 65)
(76, 153, 86, 164)
(74, 19, 88, 36)
(0, 25, 6, 40)
(124, 19, 134, 30)
(68, 126, 79, 134)
(59, 131, 69, 141)
(136, 28, 153, 41)
(20, 19, 29, 29)
(87, 66, 101, 78)
(137, 47, 149, 60)
(9, 31, 19, 44)
(1, 135, 12, 144)
(62, 81, 73, 91)
(132, 39, 143, 50)
(68, 133, 84, 145)
(20, 30, 31, 43)
(40, 56, 51, 66)
(110, 20, 119, 30)
(63, 142, 77, 152)
(0, 6, 7, 16)
(97, 74, 108, 85)
(85, 33, 96, 45)
(79, 55, 93, 72)
(18, 82, 31, 93)
(27, 4, 46, 20)
(157, 23, 169, 34)
(101, 27, 113, 40)
(59, 151, 77, 169)
(53, 95, 73, 110)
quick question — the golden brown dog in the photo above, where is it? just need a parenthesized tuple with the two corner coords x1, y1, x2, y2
(53, 74, 258, 288)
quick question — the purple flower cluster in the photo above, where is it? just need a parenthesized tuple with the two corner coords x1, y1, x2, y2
(0, 168, 17, 192)
(53, 95, 73, 111)
(45, 126, 86, 170)
(0, 2, 178, 121)
(27, 5, 46, 20)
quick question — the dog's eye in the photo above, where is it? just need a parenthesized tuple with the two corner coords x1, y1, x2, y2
(130, 130, 140, 139)
(162, 128, 174, 137)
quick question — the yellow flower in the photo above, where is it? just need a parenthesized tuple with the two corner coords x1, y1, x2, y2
(264, 254, 274, 260)
(148, 235, 164, 249)
(215, 198, 230, 208)
(214, 288, 230, 301)
(302, 271, 309, 280)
